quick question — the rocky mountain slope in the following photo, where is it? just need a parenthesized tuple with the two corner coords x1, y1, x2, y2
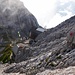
(0, 0, 75, 75)
(2, 15, 75, 75)
(0, 0, 39, 41)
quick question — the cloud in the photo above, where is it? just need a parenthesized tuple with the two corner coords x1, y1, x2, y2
(56, 0, 75, 14)
(20, 0, 75, 28)
(47, 0, 75, 28)
(47, 11, 73, 28)
(20, 0, 57, 27)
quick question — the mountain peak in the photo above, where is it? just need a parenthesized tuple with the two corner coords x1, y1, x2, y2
(0, 0, 39, 40)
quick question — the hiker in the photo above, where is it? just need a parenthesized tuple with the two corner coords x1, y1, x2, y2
(29, 26, 37, 40)
(67, 30, 75, 49)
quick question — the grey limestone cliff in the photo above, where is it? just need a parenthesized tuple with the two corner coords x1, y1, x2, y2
(0, 0, 39, 40)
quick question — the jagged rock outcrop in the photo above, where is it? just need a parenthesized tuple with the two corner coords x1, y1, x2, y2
(1, 1, 75, 75)
(35, 16, 75, 44)
(0, 0, 39, 41)
(3, 15, 75, 75)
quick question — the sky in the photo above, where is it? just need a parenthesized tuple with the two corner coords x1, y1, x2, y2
(20, 0, 75, 28)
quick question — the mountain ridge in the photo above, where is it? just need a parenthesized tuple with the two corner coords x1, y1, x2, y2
(0, 0, 39, 41)
(3, 15, 75, 75)
(0, 0, 75, 75)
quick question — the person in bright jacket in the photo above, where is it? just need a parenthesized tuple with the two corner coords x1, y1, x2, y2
(67, 29, 75, 49)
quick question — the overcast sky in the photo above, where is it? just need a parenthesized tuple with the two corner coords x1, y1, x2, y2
(20, 0, 75, 28)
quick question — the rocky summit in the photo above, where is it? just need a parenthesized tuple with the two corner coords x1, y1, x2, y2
(0, 0, 39, 41)
(0, 0, 75, 75)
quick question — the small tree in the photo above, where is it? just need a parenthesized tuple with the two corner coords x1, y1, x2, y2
(0, 44, 13, 63)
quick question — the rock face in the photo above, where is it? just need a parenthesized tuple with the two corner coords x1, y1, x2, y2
(0, 0, 39, 41)
(35, 16, 75, 42)
(3, 15, 75, 75)
(1, 0, 75, 75)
